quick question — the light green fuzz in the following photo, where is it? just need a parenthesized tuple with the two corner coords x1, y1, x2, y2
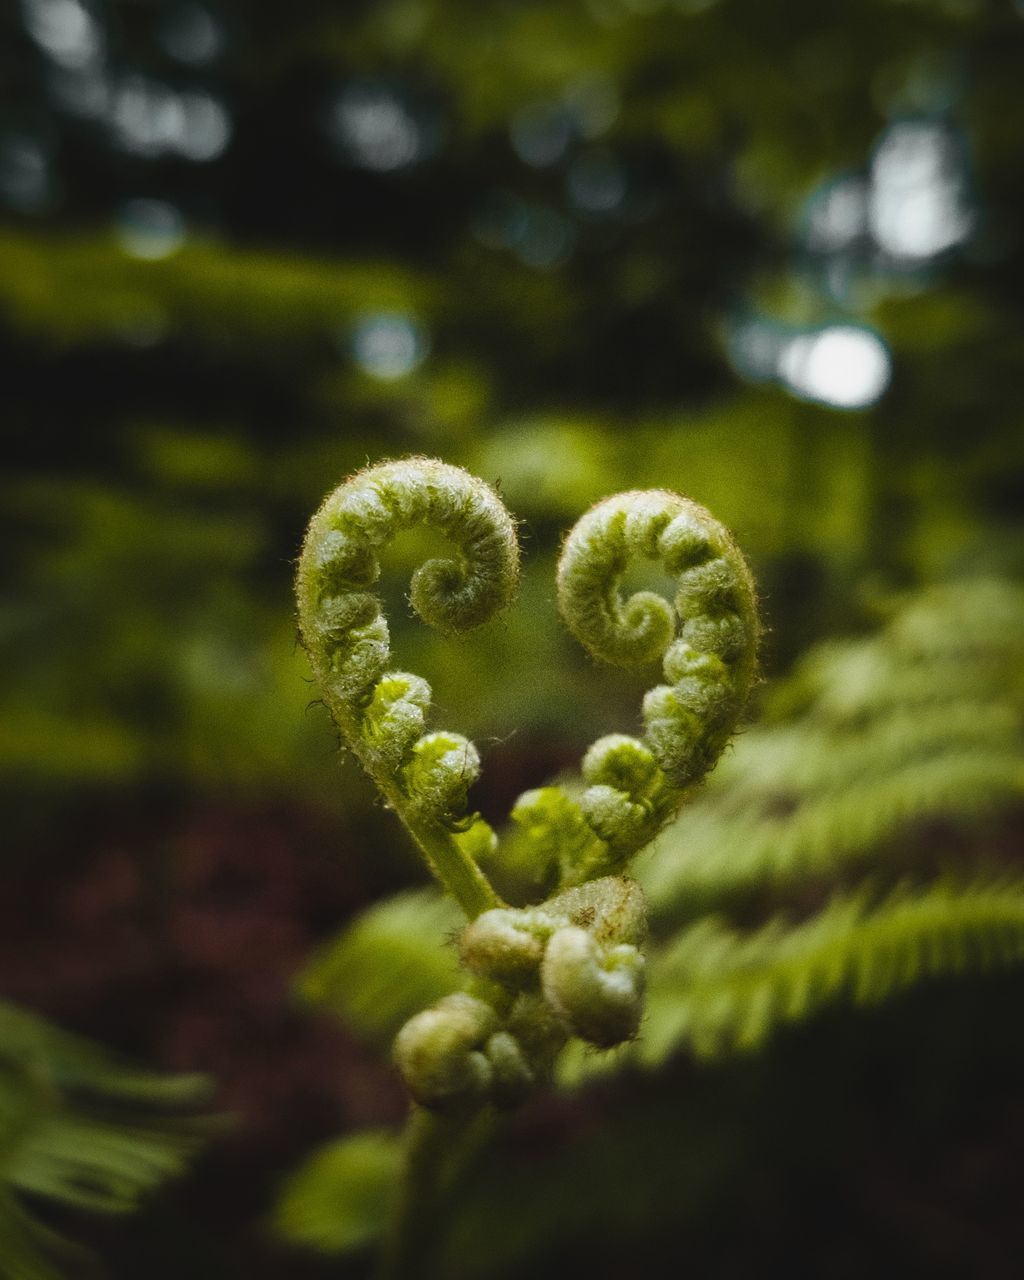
(296, 458, 520, 919)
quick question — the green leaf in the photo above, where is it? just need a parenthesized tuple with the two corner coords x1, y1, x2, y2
(0, 1000, 214, 1277)
(273, 1130, 401, 1255)
(640, 878, 1024, 1066)
(296, 890, 463, 1046)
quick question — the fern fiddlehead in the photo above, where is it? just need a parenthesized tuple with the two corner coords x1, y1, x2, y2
(297, 457, 519, 919)
(505, 488, 760, 890)
(559, 488, 759, 783)
(296, 462, 759, 1274)
(298, 463, 758, 1104)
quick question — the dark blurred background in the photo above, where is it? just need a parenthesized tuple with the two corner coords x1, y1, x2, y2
(2, 0, 1024, 1276)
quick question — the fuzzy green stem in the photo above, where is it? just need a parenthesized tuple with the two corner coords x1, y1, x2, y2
(377, 1106, 493, 1280)
(337, 706, 500, 919)
(410, 821, 501, 920)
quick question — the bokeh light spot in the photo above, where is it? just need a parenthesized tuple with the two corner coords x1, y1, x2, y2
(22, 0, 101, 70)
(804, 176, 869, 252)
(779, 325, 891, 409)
(509, 102, 574, 168)
(869, 121, 974, 261)
(116, 199, 187, 260)
(567, 148, 627, 215)
(351, 312, 428, 380)
(177, 92, 232, 161)
(0, 136, 57, 214)
(563, 75, 619, 139)
(514, 206, 574, 270)
(331, 84, 428, 171)
(110, 75, 231, 161)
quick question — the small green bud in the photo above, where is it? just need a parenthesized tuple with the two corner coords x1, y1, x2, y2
(454, 816, 498, 864)
(582, 734, 659, 795)
(662, 640, 727, 689)
(541, 926, 645, 1048)
(580, 785, 653, 855)
(314, 594, 390, 702)
(393, 994, 497, 1110)
(509, 786, 593, 885)
(361, 672, 432, 771)
(311, 530, 379, 590)
(641, 684, 703, 783)
(402, 732, 481, 825)
(483, 1031, 535, 1109)
(658, 510, 711, 574)
(460, 907, 558, 986)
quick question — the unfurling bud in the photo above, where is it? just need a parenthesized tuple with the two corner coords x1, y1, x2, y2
(402, 732, 480, 825)
(394, 994, 496, 1110)
(459, 908, 555, 986)
(393, 994, 535, 1111)
(541, 926, 645, 1048)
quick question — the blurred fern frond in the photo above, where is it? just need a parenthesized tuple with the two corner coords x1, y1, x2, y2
(296, 889, 463, 1048)
(642, 579, 1024, 919)
(638, 877, 1024, 1067)
(300, 580, 1024, 1093)
(0, 1191, 90, 1280)
(273, 1129, 402, 1255)
(0, 1000, 213, 1279)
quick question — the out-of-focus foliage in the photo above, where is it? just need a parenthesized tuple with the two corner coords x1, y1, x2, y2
(5, 0, 1024, 831)
(0, 1001, 212, 1279)
(273, 1130, 401, 1256)
(644, 578, 1024, 913)
(638, 877, 1024, 1064)
(298, 890, 463, 1048)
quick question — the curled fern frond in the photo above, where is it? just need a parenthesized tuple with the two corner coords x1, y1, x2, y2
(557, 491, 758, 778)
(297, 457, 519, 712)
(296, 458, 521, 918)
(295, 466, 759, 1120)
(516, 490, 761, 887)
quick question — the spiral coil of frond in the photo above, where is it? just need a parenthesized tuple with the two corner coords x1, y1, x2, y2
(297, 458, 520, 920)
(296, 462, 760, 1111)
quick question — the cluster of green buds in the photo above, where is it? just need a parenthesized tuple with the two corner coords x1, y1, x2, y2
(297, 459, 759, 1113)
